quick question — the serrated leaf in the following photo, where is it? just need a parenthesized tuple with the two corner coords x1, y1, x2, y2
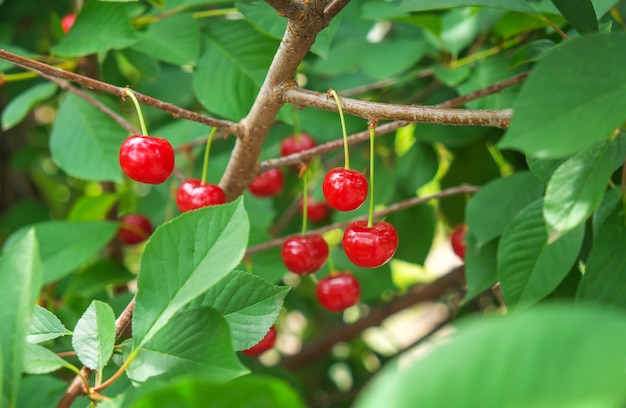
(51, 1, 138, 56)
(128, 307, 248, 384)
(0, 230, 42, 407)
(499, 33, 626, 158)
(462, 235, 498, 303)
(189, 270, 288, 351)
(22, 343, 69, 375)
(1, 82, 57, 131)
(466, 171, 544, 245)
(26, 305, 71, 344)
(551, 0, 598, 33)
(543, 136, 624, 235)
(354, 303, 626, 408)
(498, 200, 584, 308)
(50, 93, 126, 182)
(398, 0, 537, 13)
(132, 198, 249, 348)
(133, 13, 199, 65)
(3, 221, 119, 283)
(193, 21, 278, 120)
(72, 300, 116, 372)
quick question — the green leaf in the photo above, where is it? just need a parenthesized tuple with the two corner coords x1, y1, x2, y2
(592, 186, 621, 236)
(72, 300, 116, 372)
(22, 343, 69, 375)
(526, 156, 565, 184)
(133, 13, 199, 65)
(0, 230, 42, 407)
(499, 33, 626, 158)
(67, 193, 119, 221)
(51, 1, 138, 56)
(65, 259, 135, 299)
(50, 93, 126, 182)
(386, 203, 435, 265)
(354, 303, 626, 408)
(497, 200, 585, 308)
(509, 39, 555, 67)
(577, 205, 626, 309)
(543, 136, 624, 236)
(26, 305, 71, 344)
(551, 0, 598, 33)
(398, 0, 537, 13)
(463, 235, 498, 303)
(132, 197, 249, 348)
(17, 375, 67, 408)
(360, 39, 428, 80)
(3, 221, 119, 284)
(395, 141, 439, 195)
(466, 171, 544, 245)
(127, 307, 248, 384)
(193, 21, 278, 120)
(1, 82, 57, 131)
(189, 270, 288, 351)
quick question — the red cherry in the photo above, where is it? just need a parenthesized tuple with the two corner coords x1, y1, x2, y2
(298, 199, 331, 223)
(119, 135, 175, 184)
(61, 13, 76, 34)
(242, 326, 277, 357)
(322, 168, 368, 212)
(248, 169, 284, 197)
(342, 220, 398, 268)
(451, 224, 467, 260)
(117, 214, 153, 245)
(316, 272, 360, 312)
(281, 234, 329, 275)
(280, 133, 316, 168)
(176, 179, 225, 213)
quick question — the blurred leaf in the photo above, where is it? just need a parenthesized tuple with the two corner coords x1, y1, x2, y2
(525, 156, 564, 184)
(116, 48, 161, 82)
(72, 300, 116, 372)
(360, 38, 427, 80)
(355, 303, 626, 408)
(396, 142, 439, 196)
(398, 0, 536, 13)
(463, 235, 498, 303)
(65, 259, 135, 299)
(133, 13, 199, 65)
(551, 0, 598, 33)
(500, 33, 626, 158)
(387, 202, 435, 265)
(17, 375, 67, 408)
(509, 39, 555, 67)
(67, 193, 118, 221)
(329, 250, 395, 302)
(414, 123, 487, 148)
(22, 343, 69, 375)
(50, 93, 126, 182)
(592, 187, 621, 236)
(498, 200, 584, 308)
(26, 305, 71, 344)
(1, 82, 57, 131)
(132, 198, 249, 348)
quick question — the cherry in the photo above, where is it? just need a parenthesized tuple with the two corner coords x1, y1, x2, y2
(281, 234, 329, 275)
(117, 214, 153, 245)
(242, 326, 277, 357)
(322, 168, 368, 212)
(248, 168, 284, 197)
(176, 178, 225, 213)
(281, 133, 316, 168)
(61, 13, 76, 34)
(450, 224, 467, 260)
(299, 198, 331, 223)
(119, 135, 174, 184)
(316, 272, 360, 312)
(343, 220, 398, 268)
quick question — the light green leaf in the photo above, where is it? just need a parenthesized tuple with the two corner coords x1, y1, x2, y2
(466, 171, 544, 245)
(499, 33, 626, 158)
(72, 300, 116, 372)
(26, 305, 71, 344)
(132, 197, 249, 348)
(1, 83, 58, 131)
(0, 230, 42, 407)
(551, 0, 598, 33)
(354, 303, 626, 408)
(133, 13, 199, 65)
(3, 221, 119, 284)
(498, 200, 584, 308)
(398, 0, 537, 14)
(65, 259, 135, 299)
(128, 307, 248, 384)
(67, 193, 119, 221)
(50, 93, 126, 182)
(22, 343, 69, 375)
(526, 156, 565, 184)
(360, 39, 427, 80)
(51, 1, 138, 56)
(190, 270, 288, 351)
(462, 235, 498, 303)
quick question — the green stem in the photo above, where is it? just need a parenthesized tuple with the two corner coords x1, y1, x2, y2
(292, 104, 301, 138)
(201, 127, 218, 185)
(301, 170, 308, 236)
(326, 252, 336, 273)
(92, 348, 140, 393)
(329, 89, 350, 169)
(367, 123, 376, 228)
(123, 88, 148, 136)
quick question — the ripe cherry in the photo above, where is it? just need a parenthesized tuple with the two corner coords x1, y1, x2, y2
(119, 135, 174, 184)
(117, 214, 153, 245)
(242, 326, 277, 357)
(299, 198, 331, 223)
(343, 220, 398, 268)
(281, 234, 329, 275)
(248, 168, 284, 197)
(322, 168, 368, 212)
(451, 224, 467, 260)
(281, 133, 316, 168)
(61, 13, 76, 34)
(316, 272, 360, 312)
(176, 179, 225, 213)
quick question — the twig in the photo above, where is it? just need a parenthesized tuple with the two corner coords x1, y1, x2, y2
(436, 71, 530, 108)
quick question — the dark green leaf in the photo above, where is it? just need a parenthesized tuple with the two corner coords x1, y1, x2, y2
(22, 343, 69, 375)
(526, 156, 564, 184)
(1, 83, 58, 131)
(386, 203, 435, 265)
(133, 13, 199, 65)
(17, 375, 67, 408)
(72, 300, 116, 372)
(551, 0, 598, 33)
(592, 187, 621, 236)
(395, 141, 439, 195)
(360, 39, 428, 80)
(509, 39, 555, 67)
(398, 0, 537, 13)
(67, 194, 118, 221)
(65, 259, 135, 299)
(463, 235, 498, 303)
(26, 305, 71, 344)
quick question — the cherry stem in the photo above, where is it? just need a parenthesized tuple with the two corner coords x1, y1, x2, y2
(292, 104, 301, 141)
(123, 88, 148, 136)
(201, 127, 218, 185)
(326, 251, 336, 273)
(301, 169, 309, 236)
(367, 121, 376, 228)
(92, 348, 139, 393)
(329, 89, 350, 170)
